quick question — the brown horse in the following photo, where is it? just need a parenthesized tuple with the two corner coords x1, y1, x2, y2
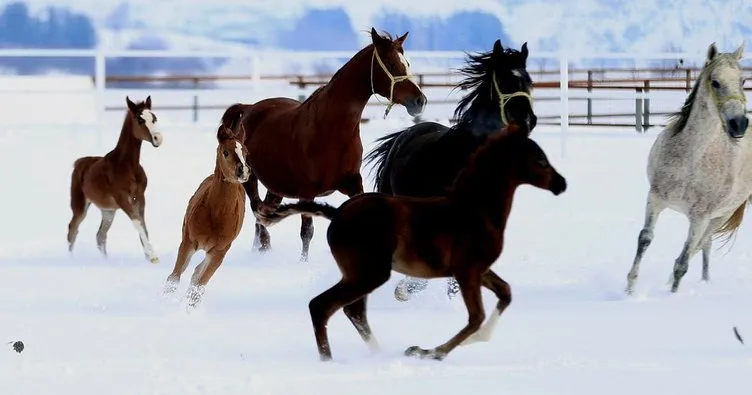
(258, 122, 567, 362)
(163, 124, 251, 308)
(220, 27, 427, 262)
(67, 96, 163, 263)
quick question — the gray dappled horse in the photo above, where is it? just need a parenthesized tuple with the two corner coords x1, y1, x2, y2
(626, 42, 752, 294)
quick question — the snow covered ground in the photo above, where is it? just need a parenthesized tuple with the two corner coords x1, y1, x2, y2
(2, 119, 752, 395)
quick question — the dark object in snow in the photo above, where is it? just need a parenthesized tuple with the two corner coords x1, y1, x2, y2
(733, 327, 744, 344)
(9, 341, 24, 353)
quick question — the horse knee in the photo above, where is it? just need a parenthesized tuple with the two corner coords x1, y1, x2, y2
(637, 228, 653, 248)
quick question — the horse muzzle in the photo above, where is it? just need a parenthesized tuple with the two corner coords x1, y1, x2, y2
(726, 115, 749, 139)
(236, 164, 251, 183)
(151, 132, 164, 147)
(404, 95, 427, 117)
(549, 174, 567, 196)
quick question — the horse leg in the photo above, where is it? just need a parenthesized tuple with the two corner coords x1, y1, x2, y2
(164, 239, 197, 294)
(310, 260, 391, 361)
(461, 269, 511, 346)
(625, 193, 666, 294)
(669, 217, 710, 293)
(186, 247, 229, 309)
(698, 217, 723, 282)
(67, 198, 91, 252)
(300, 210, 313, 262)
(394, 276, 429, 302)
(255, 192, 283, 252)
(114, 193, 159, 263)
(96, 209, 116, 257)
(342, 295, 381, 354)
(404, 271, 484, 361)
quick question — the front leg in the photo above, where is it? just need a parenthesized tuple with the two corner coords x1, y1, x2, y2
(337, 173, 364, 197)
(113, 192, 159, 264)
(300, 208, 313, 262)
(404, 272, 485, 361)
(253, 191, 283, 252)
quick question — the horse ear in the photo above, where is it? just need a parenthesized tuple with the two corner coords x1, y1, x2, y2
(396, 31, 409, 45)
(145, 95, 152, 109)
(125, 96, 137, 112)
(493, 39, 503, 56)
(733, 41, 745, 60)
(706, 42, 718, 62)
(217, 125, 233, 142)
(521, 42, 529, 60)
(370, 27, 388, 46)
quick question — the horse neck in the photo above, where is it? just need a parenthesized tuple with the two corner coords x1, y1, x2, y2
(455, 87, 503, 136)
(305, 45, 375, 132)
(685, 83, 727, 145)
(210, 158, 245, 205)
(448, 147, 519, 228)
(109, 114, 143, 168)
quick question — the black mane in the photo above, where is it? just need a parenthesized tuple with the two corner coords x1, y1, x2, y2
(452, 46, 529, 126)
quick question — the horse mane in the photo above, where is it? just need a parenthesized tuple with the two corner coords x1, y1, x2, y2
(451, 46, 528, 125)
(301, 32, 389, 105)
(666, 53, 739, 136)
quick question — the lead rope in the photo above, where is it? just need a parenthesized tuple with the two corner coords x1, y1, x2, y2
(370, 47, 413, 119)
(492, 72, 534, 126)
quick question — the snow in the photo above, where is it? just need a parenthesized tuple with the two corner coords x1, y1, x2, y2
(2, 116, 752, 395)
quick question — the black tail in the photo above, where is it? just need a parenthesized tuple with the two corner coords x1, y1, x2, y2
(364, 130, 404, 191)
(256, 201, 339, 227)
(221, 103, 249, 130)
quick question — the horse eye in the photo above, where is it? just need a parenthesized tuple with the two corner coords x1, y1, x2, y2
(537, 157, 549, 167)
(711, 80, 720, 89)
(223, 150, 229, 157)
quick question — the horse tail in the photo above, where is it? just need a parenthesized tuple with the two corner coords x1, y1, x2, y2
(713, 199, 749, 247)
(364, 130, 404, 192)
(220, 103, 250, 130)
(257, 201, 339, 227)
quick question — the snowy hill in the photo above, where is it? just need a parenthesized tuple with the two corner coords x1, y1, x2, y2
(16, 0, 752, 56)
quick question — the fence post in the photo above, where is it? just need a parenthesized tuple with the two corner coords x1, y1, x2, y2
(685, 69, 691, 92)
(643, 80, 650, 130)
(192, 78, 199, 123)
(635, 87, 643, 132)
(559, 54, 569, 158)
(94, 47, 106, 148)
(587, 70, 593, 125)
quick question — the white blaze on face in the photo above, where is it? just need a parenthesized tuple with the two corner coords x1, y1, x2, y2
(234, 140, 250, 180)
(396, 52, 423, 94)
(140, 109, 163, 147)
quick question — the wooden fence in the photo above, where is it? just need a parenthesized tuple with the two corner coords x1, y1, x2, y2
(101, 65, 752, 130)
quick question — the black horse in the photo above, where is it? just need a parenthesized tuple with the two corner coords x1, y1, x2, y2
(364, 39, 535, 302)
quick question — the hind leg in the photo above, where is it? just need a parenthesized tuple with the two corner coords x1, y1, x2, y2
(342, 295, 380, 354)
(164, 239, 197, 294)
(669, 217, 710, 292)
(96, 209, 116, 257)
(461, 269, 511, 346)
(67, 201, 91, 252)
(625, 193, 666, 294)
(310, 259, 391, 361)
(254, 192, 283, 252)
(300, 212, 313, 262)
(697, 216, 723, 282)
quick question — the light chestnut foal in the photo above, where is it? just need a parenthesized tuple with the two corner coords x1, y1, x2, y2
(164, 125, 250, 308)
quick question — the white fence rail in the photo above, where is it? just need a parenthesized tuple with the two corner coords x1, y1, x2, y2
(0, 47, 742, 156)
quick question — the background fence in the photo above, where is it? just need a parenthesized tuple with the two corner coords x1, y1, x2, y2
(0, 48, 750, 138)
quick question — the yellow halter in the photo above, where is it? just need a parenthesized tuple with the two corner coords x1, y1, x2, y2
(492, 72, 534, 126)
(706, 75, 748, 123)
(370, 46, 414, 119)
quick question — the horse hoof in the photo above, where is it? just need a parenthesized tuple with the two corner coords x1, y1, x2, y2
(394, 286, 410, 302)
(150, 257, 159, 264)
(404, 346, 445, 361)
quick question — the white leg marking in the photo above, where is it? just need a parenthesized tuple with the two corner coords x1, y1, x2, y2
(366, 337, 381, 353)
(131, 219, 158, 263)
(460, 311, 500, 346)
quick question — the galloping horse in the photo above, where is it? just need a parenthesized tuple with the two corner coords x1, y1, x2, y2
(164, 124, 251, 308)
(626, 42, 752, 294)
(219, 28, 426, 262)
(363, 40, 535, 301)
(258, 122, 566, 362)
(67, 96, 163, 263)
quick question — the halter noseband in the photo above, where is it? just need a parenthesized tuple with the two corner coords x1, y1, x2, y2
(370, 46, 414, 119)
(492, 72, 534, 126)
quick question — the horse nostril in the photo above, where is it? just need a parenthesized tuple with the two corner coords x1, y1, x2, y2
(730, 119, 739, 131)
